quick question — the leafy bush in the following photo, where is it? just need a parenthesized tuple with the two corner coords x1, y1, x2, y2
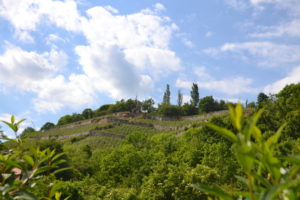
(0, 116, 70, 199)
(157, 104, 183, 118)
(195, 104, 300, 199)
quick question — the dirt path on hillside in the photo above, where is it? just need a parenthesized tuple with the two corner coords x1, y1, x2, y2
(29, 130, 125, 141)
(32, 110, 228, 140)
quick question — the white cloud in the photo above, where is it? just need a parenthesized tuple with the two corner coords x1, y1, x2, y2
(204, 42, 300, 67)
(176, 77, 257, 95)
(224, 0, 248, 10)
(0, 2, 181, 112)
(75, 45, 154, 99)
(154, 3, 165, 12)
(216, 98, 245, 103)
(250, 18, 300, 38)
(0, 44, 95, 113)
(0, 44, 66, 91)
(33, 74, 95, 112)
(0, 0, 82, 41)
(205, 31, 214, 37)
(182, 95, 190, 104)
(250, 0, 300, 17)
(14, 30, 34, 43)
(46, 34, 66, 45)
(75, 4, 180, 97)
(193, 66, 212, 80)
(264, 66, 300, 94)
(176, 33, 194, 48)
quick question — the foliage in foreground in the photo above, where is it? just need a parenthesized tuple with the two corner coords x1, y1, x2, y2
(195, 104, 300, 200)
(0, 116, 69, 200)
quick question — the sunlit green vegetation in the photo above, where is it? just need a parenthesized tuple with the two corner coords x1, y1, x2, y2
(27, 123, 115, 138)
(103, 124, 168, 136)
(1, 83, 300, 199)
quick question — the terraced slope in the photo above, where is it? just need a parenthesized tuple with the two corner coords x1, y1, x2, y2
(28, 110, 228, 141)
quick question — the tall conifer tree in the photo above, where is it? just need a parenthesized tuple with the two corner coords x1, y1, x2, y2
(190, 83, 199, 107)
(163, 84, 171, 105)
(177, 90, 183, 106)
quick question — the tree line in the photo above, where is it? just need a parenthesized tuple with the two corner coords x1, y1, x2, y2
(22, 83, 270, 135)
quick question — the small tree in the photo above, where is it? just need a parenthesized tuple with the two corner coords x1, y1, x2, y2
(20, 126, 36, 138)
(158, 104, 182, 118)
(40, 122, 55, 131)
(142, 98, 155, 113)
(190, 83, 199, 107)
(177, 90, 183, 106)
(257, 92, 269, 108)
(199, 96, 215, 113)
(82, 108, 94, 119)
(163, 84, 171, 105)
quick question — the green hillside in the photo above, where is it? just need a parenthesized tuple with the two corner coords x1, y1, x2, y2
(1, 83, 300, 200)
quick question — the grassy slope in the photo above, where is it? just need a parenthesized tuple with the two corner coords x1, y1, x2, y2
(26, 111, 227, 155)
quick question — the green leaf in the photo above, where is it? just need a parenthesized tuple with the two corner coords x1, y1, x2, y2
(265, 124, 286, 150)
(193, 184, 234, 200)
(235, 104, 243, 131)
(15, 119, 25, 127)
(260, 183, 288, 200)
(0, 159, 22, 169)
(1, 120, 17, 132)
(55, 192, 62, 200)
(11, 115, 15, 124)
(51, 167, 71, 176)
(33, 166, 53, 176)
(252, 173, 271, 188)
(52, 152, 65, 162)
(14, 190, 37, 200)
(282, 155, 300, 165)
(206, 123, 237, 143)
(23, 155, 34, 167)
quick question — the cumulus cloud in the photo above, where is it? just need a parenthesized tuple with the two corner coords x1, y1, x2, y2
(204, 42, 300, 67)
(33, 74, 95, 112)
(176, 76, 257, 95)
(75, 45, 154, 99)
(264, 66, 300, 94)
(0, 1, 181, 112)
(75, 4, 179, 98)
(0, 44, 67, 91)
(0, 44, 95, 113)
(0, 0, 83, 41)
(193, 66, 212, 80)
(247, 0, 300, 38)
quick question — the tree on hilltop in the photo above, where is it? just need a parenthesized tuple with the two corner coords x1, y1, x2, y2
(190, 83, 199, 107)
(177, 90, 183, 106)
(163, 84, 171, 105)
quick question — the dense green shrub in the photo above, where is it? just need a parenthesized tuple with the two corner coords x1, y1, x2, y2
(157, 104, 183, 118)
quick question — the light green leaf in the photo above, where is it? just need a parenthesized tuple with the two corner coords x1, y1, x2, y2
(23, 155, 34, 167)
(193, 184, 234, 200)
(16, 119, 26, 127)
(11, 115, 15, 124)
(265, 124, 286, 150)
(235, 104, 243, 131)
(206, 123, 237, 143)
(1, 120, 17, 132)
(51, 167, 71, 176)
(14, 191, 37, 200)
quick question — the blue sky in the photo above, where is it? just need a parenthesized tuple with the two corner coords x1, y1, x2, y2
(0, 0, 300, 136)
